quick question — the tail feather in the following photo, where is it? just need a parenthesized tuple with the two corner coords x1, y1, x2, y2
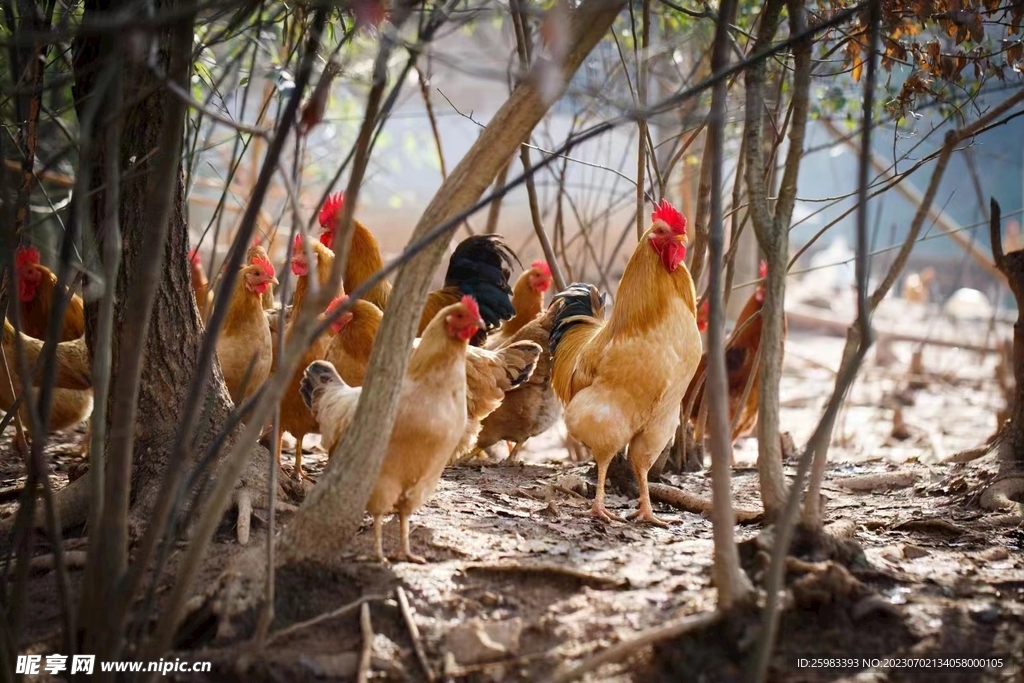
(548, 283, 605, 360)
(493, 340, 542, 392)
(444, 235, 519, 331)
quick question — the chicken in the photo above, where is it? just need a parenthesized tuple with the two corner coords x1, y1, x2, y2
(318, 192, 392, 310)
(321, 295, 541, 461)
(475, 310, 561, 461)
(902, 266, 935, 304)
(2, 319, 92, 391)
(216, 251, 278, 405)
(247, 239, 276, 310)
(549, 200, 700, 525)
(289, 234, 342, 320)
(486, 260, 553, 350)
(189, 248, 213, 321)
(322, 297, 384, 387)
(684, 261, 786, 455)
(418, 235, 518, 346)
(1, 320, 93, 438)
(14, 245, 85, 342)
(274, 295, 343, 479)
(300, 296, 485, 562)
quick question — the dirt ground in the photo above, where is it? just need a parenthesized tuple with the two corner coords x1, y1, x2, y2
(3, 300, 1024, 682)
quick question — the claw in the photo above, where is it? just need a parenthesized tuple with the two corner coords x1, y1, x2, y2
(627, 506, 669, 527)
(391, 551, 427, 564)
(590, 502, 625, 523)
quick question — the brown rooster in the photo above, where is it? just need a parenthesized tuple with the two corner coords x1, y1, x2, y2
(549, 200, 701, 525)
(318, 192, 392, 310)
(684, 261, 787, 454)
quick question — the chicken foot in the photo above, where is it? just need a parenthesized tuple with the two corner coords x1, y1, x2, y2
(391, 512, 426, 564)
(626, 458, 669, 527)
(591, 457, 626, 523)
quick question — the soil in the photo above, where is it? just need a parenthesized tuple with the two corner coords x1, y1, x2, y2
(3, 314, 1023, 682)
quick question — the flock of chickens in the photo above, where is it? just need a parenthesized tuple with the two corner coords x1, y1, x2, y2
(2, 195, 779, 562)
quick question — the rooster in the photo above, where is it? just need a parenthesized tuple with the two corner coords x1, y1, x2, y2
(248, 239, 276, 310)
(486, 260, 553, 349)
(321, 294, 541, 462)
(318, 192, 392, 310)
(14, 245, 85, 342)
(418, 235, 518, 346)
(549, 200, 700, 525)
(300, 296, 485, 562)
(684, 261, 786, 452)
(216, 252, 278, 405)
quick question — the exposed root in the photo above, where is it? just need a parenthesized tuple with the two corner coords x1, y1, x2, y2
(648, 482, 763, 524)
(980, 474, 1024, 511)
(397, 586, 435, 683)
(356, 602, 373, 683)
(833, 471, 917, 492)
(236, 488, 253, 546)
(945, 441, 998, 463)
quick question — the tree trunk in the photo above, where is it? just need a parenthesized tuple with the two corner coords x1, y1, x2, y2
(65, 0, 268, 660)
(982, 199, 1024, 511)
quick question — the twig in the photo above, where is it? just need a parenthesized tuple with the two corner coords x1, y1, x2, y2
(463, 563, 625, 589)
(649, 483, 762, 524)
(545, 610, 722, 683)
(265, 594, 384, 646)
(635, 0, 649, 240)
(356, 602, 373, 683)
(751, 2, 877, 679)
(509, 0, 567, 292)
(396, 586, 434, 682)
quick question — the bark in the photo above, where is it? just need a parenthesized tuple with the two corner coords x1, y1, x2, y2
(278, 0, 627, 562)
(705, 0, 753, 609)
(66, 0, 268, 663)
(979, 200, 1024, 510)
(742, 0, 787, 518)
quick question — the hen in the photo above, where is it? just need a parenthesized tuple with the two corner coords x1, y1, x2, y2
(486, 260, 553, 349)
(1, 320, 93, 437)
(300, 296, 484, 562)
(417, 235, 518, 346)
(216, 251, 278, 405)
(273, 295, 343, 479)
(684, 261, 787, 453)
(475, 309, 561, 462)
(549, 200, 701, 524)
(318, 192, 392, 310)
(321, 295, 541, 462)
(14, 245, 85, 342)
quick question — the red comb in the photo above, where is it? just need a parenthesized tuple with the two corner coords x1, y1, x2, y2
(16, 246, 40, 268)
(252, 236, 262, 247)
(318, 192, 345, 229)
(251, 254, 276, 277)
(532, 260, 551, 277)
(460, 295, 481, 320)
(652, 199, 687, 235)
(758, 260, 767, 278)
(189, 248, 200, 265)
(327, 294, 348, 313)
(293, 234, 305, 253)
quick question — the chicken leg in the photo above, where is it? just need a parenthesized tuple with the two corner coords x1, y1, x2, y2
(591, 455, 626, 523)
(393, 511, 426, 564)
(626, 456, 668, 527)
(292, 431, 307, 480)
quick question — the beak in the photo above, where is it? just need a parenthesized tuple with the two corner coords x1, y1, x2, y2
(673, 234, 687, 243)
(269, 276, 280, 285)
(475, 315, 486, 330)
